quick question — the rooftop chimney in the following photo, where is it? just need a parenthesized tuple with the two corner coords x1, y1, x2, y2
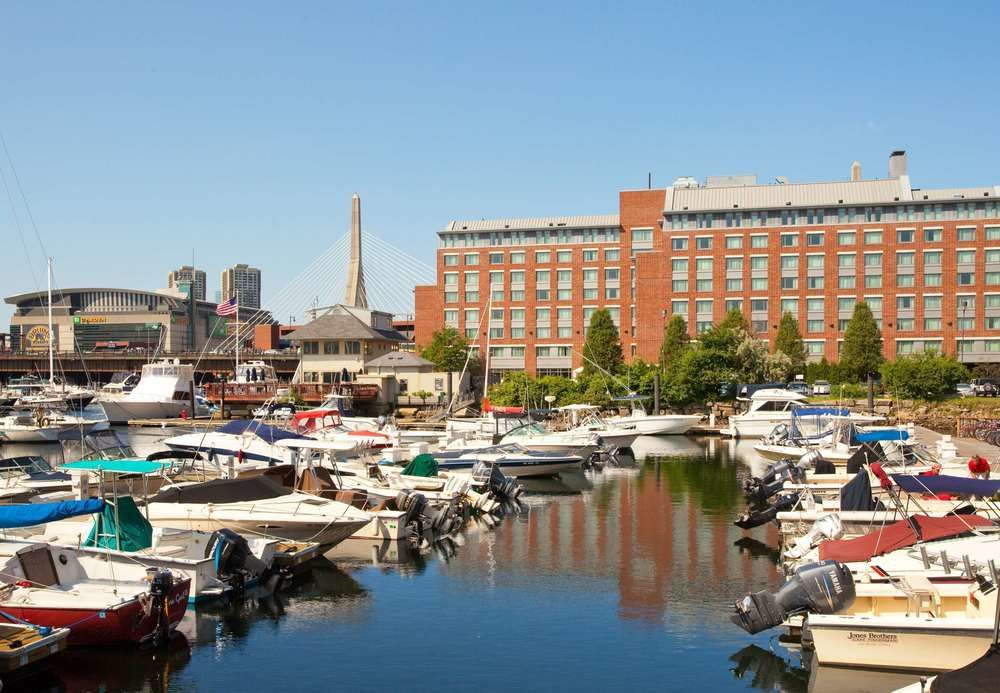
(888, 150, 907, 179)
(851, 160, 862, 182)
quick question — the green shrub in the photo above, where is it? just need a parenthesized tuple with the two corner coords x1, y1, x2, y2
(880, 351, 969, 400)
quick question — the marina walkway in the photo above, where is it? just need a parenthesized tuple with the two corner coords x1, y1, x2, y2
(913, 425, 1000, 460)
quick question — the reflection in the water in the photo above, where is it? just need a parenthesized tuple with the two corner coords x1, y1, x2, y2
(729, 644, 808, 692)
(734, 536, 782, 565)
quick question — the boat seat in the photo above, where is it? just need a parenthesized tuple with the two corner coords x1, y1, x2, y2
(15, 543, 59, 587)
(900, 575, 941, 617)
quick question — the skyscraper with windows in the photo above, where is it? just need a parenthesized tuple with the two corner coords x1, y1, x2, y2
(415, 151, 1000, 374)
(221, 264, 262, 310)
(166, 265, 206, 301)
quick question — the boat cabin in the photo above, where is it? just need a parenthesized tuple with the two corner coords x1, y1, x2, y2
(234, 360, 277, 384)
(292, 409, 344, 433)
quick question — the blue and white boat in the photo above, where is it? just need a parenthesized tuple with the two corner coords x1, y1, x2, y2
(431, 443, 582, 478)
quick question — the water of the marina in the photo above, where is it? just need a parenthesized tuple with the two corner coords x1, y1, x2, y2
(2, 430, 933, 693)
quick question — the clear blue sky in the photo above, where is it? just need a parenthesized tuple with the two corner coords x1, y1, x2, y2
(2, 1, 999, 326)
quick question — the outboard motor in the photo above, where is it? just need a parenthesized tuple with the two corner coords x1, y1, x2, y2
(743, 460, 806, 505)
(146, 567, 175, 647)
(732, 560, 855, 634)
(396, 491, 461, 536)
(783, 514, 844, 560)
(733, 493, 800, 529)
(207, 529, 266, 596)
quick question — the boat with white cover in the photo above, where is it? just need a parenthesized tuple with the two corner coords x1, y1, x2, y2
(606, 395, 703, 435)
(98, 359, 206, 423)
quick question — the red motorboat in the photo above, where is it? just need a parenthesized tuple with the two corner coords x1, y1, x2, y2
(0, 540, 190, 645)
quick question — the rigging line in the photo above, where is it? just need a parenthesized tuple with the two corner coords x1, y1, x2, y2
(0, 159, 41, 292)
(363, 232, 435, 277)
(0, 129, 48, 260)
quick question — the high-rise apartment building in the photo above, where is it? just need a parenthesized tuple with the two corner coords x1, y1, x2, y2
(221, 264, 262, 310)
(415, 151, 1000, 375)
(166, 265, 206, 301)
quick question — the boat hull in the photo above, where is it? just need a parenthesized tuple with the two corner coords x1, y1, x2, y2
(0, 427, 64, 443)
(808, 617, 994, 672)
(99, 400, 186, 424)
(435, 457, 582, 478)
(0, 580, 190, 645)
(607, 415, 701, 436)
(145, 510, 368, 550)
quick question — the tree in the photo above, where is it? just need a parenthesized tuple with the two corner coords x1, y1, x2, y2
(735, 334, 792, 383)
(582, 308, 623, 376)
(880, 351, 968, 400)
(421, 327, 474, 372)
(663, 346, 734, 406)
(774, 311, 806, 379)
(699, 308, 749, 358)
(412, 390, 433, 405)
(659, 315, 691, 371)
(840, 302, 884, 382)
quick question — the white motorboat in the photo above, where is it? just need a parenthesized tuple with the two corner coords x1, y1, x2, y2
(0, 411, 71, 442)
(432, 443, 583, 477)
(560, 408, 640, 449)
(98, 359, 206, 423)
(606, 396, 703, 435)
(144, 475, 373, 548)
(497, 422, 602, 458)
(722, 389, 809, 438)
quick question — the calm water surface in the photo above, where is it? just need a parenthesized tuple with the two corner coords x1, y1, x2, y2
(3, 432, 929, 693)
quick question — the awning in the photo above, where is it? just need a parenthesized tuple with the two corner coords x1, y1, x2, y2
(218, 419, 314, 443)
(0, 499, 105, 529)
(62, 459, 170, 475)
(819, 514, 994, 563)
(856, 430, 909, 442)
(893, 474, 1000, 497)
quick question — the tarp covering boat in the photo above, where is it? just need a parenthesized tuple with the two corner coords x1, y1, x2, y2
(62, 459, 170, 475)
(839, 470, 882, 512)
(0, 499, 105, 529)
(150, 475, 291, 504)
(402, 453, 439, 478)
(930, 644, 1000, 693)
(892, 474, 1000, 497)
(818, 514, 994, 563)
(218, 420, 314, 444)
(855, 430, 909, 442)
(86, 496, 152, 551)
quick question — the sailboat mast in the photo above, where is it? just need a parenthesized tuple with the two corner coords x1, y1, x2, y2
(235, 297, 240, 373)
(47, 257, 54, 387)
(482, 283, 493, 401)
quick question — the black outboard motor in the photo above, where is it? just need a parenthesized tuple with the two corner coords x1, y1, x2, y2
(732, 560, 855, 634)
(743, 461, 806, 505)
(147, 567, 175, 647)
(733, 492, 800, 529)
(207, 529, 266, 595)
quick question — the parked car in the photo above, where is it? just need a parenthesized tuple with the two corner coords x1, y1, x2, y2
(955, 383, 975, 397)
(786, 381, 810, 395)
(972, 379, 999, 397)
(812, 380, 831, 396)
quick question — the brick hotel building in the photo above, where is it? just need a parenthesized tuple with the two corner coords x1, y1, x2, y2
(414, 151, 1000, 378)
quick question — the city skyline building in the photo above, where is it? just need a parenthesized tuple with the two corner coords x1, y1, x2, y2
(221, 263, 262, 310)
(166, 265, 206, 301)
(415, 150, 1000, 377)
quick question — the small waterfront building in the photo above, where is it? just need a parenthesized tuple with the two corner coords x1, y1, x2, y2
(363, 350, 471, 406)
(287, 304, 407, 384)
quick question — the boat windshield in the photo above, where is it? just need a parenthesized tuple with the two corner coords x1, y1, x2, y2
(502, 423, 548, 439)
(0, 456, 54, 479)
(62, 430, 138, 461)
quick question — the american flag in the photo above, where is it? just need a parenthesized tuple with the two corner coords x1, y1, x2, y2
(216, 297, 238, 316)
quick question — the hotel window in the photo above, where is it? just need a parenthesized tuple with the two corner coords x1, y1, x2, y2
(838, 319, 851, 331)
(958, 273, 975, 286)
(838, 253, 856, 268)
(323, 341, 340, 355)
(671, 300, 688, 315)
(535, 289, 550, 301)
(806, 255, 824, 270)
(923, 251, 942, 266)
(780, 233, 798, 247)
(750, 298, 768, 312)
(924, 317, 942, 331)
(988, 272, 1000, 286)
(896, 252, 915, 267)
(509, 251, 524, 264)
(535, 251, 550, 263)
(302, 342, 319, 355)
(864, 275, 882, 289)
(924, 295, 942, 311)
(695, 299, 713, 314)
(604, 248, 620, 262)
(987, 227, 1000, 241)
(863, 230, 882, 245)
(780, 255, 799, 270)
(958, 227, 976, 242)
(750, 234, 768, 248)
(807, 319, 824, 333)
(725, 299, 743, 313)
(807, 341, 824, 355)
(556, 307, 572, 321)
(864, 252, 882, 267)
(672, 258, 689, 273)
(896, 229, 914, 243)
(807, 276, 824, 289)
(988, 295, 1000, 309)
(535, 270, 550, 285)
(957, 250, 976, 265)
(605, 268, 620, 282)
(986, 339, 1000, 353)
(444, 291, 458, 303)
(897, 296, 915, 310)
(694, 320, 711, 333)
(726, 257, 743, 271)
(672, 279, 688, 292)
(726, 278, 743, 291)
(751, 277, 768, 290)
(552, 326, 569, 338)
(985, 317, 1000, 330)
(987, 249, 1000, 264)
(464, 328, 477, 339)
(444, 272, 458, 286)
(556, 269, 572, 283)
(490, 308, 504, 322)
(444, 309, 459, 325)
(695, 236, 712, 250)
(582, 269, 598, 282)
(510, 307, 524, 322)
(781, 298, 798, 314)
(444, 254, 459, 266)
(696, 278, 713, 292)
(510, 270, 525, 283)
(464, 253, 479, 265)
(897, 341, 915, 355)
(867, 297, 883, 313)
(695, 258, 712, 272)
(582, 249, 597, 262)
(897, 274, 915, 288)
(605, 287, 620, 299)
(750, 256, 768, 271)
(726, 236, 742, 250)
(488, 327, 503, 338)
(489, 252, 504, 265)
(958, 317, 975, 331)
(781, 277, 799, 290)
(924, 228, 943, 243)
(751, 320, 768, 333)
(535, 308, 550, 324)
(807, 298, 824, 312)
(838, 231, 856, 245)
(632, 228, 653, 243)
(671, 237, 688, 251)
(806, 232, 824, 246)
(556, 288, 571, 300)
(838, 298, 854, 312)
(957, 297, 974, 314)
(345, 341, 361, 355)
(553, 250, 570, 263)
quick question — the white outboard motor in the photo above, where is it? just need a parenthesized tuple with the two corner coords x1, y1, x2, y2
(732, 560, 855, 634)
(797, 449, 822, 471)
(783, 513, 844, 559)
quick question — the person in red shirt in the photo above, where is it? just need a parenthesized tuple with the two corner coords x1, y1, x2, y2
(968, 455, 991, 480)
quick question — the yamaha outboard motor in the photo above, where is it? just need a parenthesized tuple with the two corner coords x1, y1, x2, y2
(732, 560, 855, 634)
(743, 461, 806, 506)
(207, 529, 266, 594)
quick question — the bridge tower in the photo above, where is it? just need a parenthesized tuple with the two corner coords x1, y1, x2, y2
(344, 193, 369, 309)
